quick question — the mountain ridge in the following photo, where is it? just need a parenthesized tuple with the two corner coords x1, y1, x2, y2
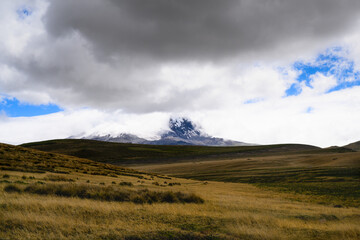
(82, 117, 252, 146)
(21, 139, 322, 165)
(343, 140, 360, 151)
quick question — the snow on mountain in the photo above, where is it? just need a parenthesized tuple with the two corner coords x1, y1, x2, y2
(89, 133, 147, 144)
(168, 117, 202, 139)
(83, 117, 252, 146)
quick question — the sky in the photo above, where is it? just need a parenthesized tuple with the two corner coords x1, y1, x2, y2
(1, 0, 360, 147)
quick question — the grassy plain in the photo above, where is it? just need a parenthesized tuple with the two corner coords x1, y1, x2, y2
(1, 142, 360, 239)
(21, 139, 325, 165)
(138, 152, 360, 207)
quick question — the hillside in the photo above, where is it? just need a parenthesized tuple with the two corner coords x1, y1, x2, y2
(2, 141, 360, 239)
(19, 139, 360, 207)
(137, 151, 360, 208)
(139, 151, 360, 183)
(344, 140, 360, 151)
(0, 142, 145, 178)
(21, 139, 323, 165)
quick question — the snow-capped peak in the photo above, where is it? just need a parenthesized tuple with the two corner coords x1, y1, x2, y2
(82, 117, 251, 146)
(168, 117, 201, 139)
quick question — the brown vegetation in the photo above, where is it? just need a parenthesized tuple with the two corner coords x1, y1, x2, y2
(138, 152, 360, 207)
(0, 142, 158, 179)
(1, 173, 360, 239)
(21, 139, 325, 165)
(1, 141, 360, 239)
(4, 182, 204, 204)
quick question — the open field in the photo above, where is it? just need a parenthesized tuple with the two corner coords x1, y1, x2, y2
(1, 142, 360, 239)
(137, 152, 360, 208)
(17, 140, 360, 209)
(2, 170, 360, 239)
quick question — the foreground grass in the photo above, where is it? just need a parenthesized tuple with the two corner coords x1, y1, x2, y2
(4, 183, 204, 204)
(1, 171, 360, 240)
(1, 142, 360, 239)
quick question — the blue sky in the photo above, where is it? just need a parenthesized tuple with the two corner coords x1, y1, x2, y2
(0, 97, 62, 117)
(17, 7, 32, 19)
(285, 47, 360, 96)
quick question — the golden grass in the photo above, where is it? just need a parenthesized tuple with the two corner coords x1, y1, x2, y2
(1, 142, 359, 239)
(137, 152, 360, 174)
(136, 152, 360, 207)
(1, 171, 360, 239)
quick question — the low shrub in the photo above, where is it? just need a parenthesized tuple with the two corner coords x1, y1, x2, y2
(6, 183, 205, 204)
(168, 182, 181, 186)
(119, 181, 133, 187)
(3, 174, 10, 179)
(127, 189, 204, 204)
(157, 175, 172, 180)
(50, 170, 70, 174)
(14, 181, 27, 184)
(45, 174, 74, 182)
(4, 184, 21, 193)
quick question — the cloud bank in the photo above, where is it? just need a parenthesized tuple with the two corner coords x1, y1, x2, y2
(1, 0, 360, 146)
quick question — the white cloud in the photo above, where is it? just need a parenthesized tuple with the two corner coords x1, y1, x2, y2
(0, 109, 170, 145)
(192, 86, 360, 147)
(305, 73, 338, 95)
(1, 84, 359, 147)
(341, 16, 360, 72)
(0, 0, 47, 56)
(0, 0, 360, 147)
(1, 0, 359, 111)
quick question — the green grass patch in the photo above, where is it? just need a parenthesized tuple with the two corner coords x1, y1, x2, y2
(175, 167, 360, 207)
(256, 181, 360, 207)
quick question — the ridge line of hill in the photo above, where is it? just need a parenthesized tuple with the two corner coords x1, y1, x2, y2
(20, 138, 355, 166)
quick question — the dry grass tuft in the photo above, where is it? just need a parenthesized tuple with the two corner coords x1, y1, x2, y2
(1, 141, 360, 239)
(4, 183, 204, 204)
(45, 174, 75, 182)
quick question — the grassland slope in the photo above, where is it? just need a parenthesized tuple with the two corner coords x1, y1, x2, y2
(2, 141, 360, 239)
(344, 140, 360, 151)
(0, 142, 146, 178)
(22, 139, 324, 165)
(138, 152, 360, 207)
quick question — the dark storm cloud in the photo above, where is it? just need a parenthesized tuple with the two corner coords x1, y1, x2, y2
(45, 0, 360, 62)
(2, 0, 360, 113)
